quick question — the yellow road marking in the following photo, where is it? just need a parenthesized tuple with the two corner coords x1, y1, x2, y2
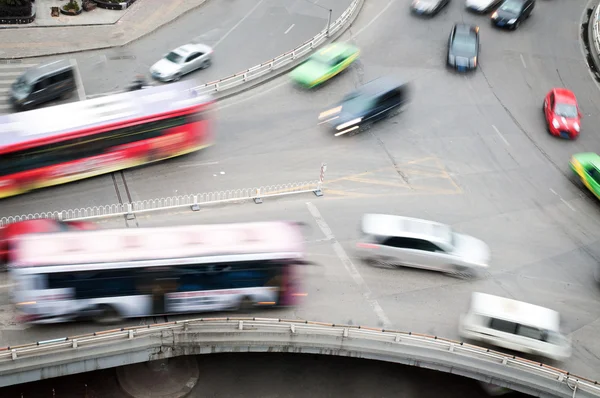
(343, 176, 410, 189)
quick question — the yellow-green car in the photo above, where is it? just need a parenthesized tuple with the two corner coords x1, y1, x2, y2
(289, 43, 360, 88)
(571, 153, 600, 200)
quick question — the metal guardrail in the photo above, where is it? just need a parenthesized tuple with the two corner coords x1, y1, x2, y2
(0, 318, 598, 396)
(192, 0, 361, 96)
(0, 176, 324, 226)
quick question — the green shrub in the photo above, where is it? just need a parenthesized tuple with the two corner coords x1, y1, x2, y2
(0, 0, 31, 6)
(63, 0, 80, 12)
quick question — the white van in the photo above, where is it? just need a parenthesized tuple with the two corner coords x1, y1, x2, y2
(459, 292, 571, 361)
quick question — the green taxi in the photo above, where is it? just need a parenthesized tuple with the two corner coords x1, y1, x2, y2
(289, 42, 360, 88)
(570, 153, 600, 200)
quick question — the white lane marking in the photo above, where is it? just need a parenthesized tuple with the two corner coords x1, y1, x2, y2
(284, 24, 295, 35)
(348, 0, 397, 39)
(492, 125, 509, 146)
(306, 202, 392, 328)
(178, 161, 220, 168)
(519, 53, 526, 69)
(0, 73, 22, 77)
(213, 0, 266, 49)
(549, 189, 576, 211)
(70, 59, 86, 102)
(0, 104, 11, 109)
(0, 88, 9, 94)
(0, 64, 37, 69)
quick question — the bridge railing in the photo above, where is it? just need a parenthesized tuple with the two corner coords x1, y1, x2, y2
(0, 318, 598, 396)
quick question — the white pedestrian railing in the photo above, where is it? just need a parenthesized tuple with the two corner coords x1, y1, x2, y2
(0, 179, 321, 226)
(193, 0, 361, 96)
(0, 318, 598, 397)
(0, 162, 328, 225)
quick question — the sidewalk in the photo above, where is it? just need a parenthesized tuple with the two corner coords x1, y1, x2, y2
(0, 0, 208, 59)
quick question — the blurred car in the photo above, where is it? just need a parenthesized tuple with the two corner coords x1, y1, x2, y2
(410, 0, 451, 16)
(10, 59, 76, 111)
(318, 77, 409, 136)
(491, 0, 534, 29)
(447, 24, 479, 72)
(150, 43, 213, 82)
(0, 219, 96, 265)
(459, 292, 571, 361)
(570, 153, 600, 200)
(288, 43, 359, 88)
(356, 214, 490, 275)
(465, 0, 502, 13)
(543, 88, 581, 139)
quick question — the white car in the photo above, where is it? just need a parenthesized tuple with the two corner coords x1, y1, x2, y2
(465, 0, 502, 12)
(150, 43, 213, 82)
(356, 214, 490, 276)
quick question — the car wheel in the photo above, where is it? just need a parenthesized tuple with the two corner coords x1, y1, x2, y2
(95, 304, 122, 325)
(201, 59, 211, 69)
(513, 20, 520, 29)
(172, 73, 182, 82)
(237, 296, 254, 311)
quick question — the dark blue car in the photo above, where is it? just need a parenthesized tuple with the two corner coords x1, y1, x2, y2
(447, 24, 479, 72)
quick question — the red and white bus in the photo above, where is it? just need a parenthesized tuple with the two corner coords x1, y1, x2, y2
(9, 221, 306, 324)
(0, 80, 213, 199)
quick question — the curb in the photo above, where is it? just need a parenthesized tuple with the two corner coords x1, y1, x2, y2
(212, 0, 365, 101)
(0, 0, 208, 60)
(585, 1, 600, 81)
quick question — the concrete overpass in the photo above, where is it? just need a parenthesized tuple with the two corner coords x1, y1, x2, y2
(0, 318, 597, 398)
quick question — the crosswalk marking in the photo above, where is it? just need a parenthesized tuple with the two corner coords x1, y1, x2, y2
(0, 62, 36, 115)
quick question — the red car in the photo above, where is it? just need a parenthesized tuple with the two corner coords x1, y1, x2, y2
(543, 88, 582, 139)
(0, 219, 96, 265)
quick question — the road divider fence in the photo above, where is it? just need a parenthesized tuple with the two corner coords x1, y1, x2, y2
(0, 317, 598, 396)
(0, 165, 326, 226)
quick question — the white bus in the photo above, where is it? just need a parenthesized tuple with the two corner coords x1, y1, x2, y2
(9, 221, 306, 324)
(459, 292, 571, 361)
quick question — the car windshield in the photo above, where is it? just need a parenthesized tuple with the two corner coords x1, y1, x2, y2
(587, 167, 600, 184)
(165, 52, 184, 64)
(499, 0, 522, 13)
(554, 103, 578, 118)
(452, 36, 477, 55)
(341, 94, 372, 115)
(12, 76, 30, 94)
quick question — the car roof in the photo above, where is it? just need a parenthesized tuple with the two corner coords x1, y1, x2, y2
(354, 77, 406, 99)
(21, 59, 72, 84)
(553, 88, 577, 104)
(454, 23, 478, 36)
(312, 42, 357, 62)
(361, 214, 453, 246)
(469, 292, 560, 331)
(173, 43, 212, 56)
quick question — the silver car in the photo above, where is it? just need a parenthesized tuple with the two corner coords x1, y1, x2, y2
(465, 0, 502, 12)
(356, 214, 490, 275)
(150, 43, 213, 82)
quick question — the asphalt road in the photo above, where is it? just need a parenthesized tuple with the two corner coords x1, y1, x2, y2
(0, 0, 350, 114)
(1, 0, 600, 383)
(0, 354, 527, 397)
